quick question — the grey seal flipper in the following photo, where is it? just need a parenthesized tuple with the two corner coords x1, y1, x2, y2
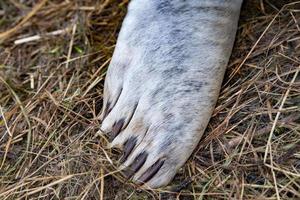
(100, 0, 243, 188)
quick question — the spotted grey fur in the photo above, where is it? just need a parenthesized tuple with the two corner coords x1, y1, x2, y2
(99, 0, 243, 189)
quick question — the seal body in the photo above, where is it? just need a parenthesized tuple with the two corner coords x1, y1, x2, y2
(100, 0, 243, 188)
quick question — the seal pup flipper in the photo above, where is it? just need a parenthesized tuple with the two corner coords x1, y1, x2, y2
(100, 0, 243, 189)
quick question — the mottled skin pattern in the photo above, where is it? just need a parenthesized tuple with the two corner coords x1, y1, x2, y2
(100, 0, 243, 188)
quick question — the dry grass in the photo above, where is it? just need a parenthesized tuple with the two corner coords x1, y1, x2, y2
(0, 0, 300, 199)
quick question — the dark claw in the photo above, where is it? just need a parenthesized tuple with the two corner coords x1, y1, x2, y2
(122, 151, 148, 179)
(137, 159, 165, 184)
(120, 137, 137, 163)
(102, 101, 112, 120)
(108, 119, 124, 142)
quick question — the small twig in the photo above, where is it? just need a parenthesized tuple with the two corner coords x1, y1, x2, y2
(14, 27, 71, 45)
(0, 106, 12, 137)
(100, 168, 104, 200)
(65, 23, 77, 69)
(76, 6, 96, 11)
(0, 105, 13, 170)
